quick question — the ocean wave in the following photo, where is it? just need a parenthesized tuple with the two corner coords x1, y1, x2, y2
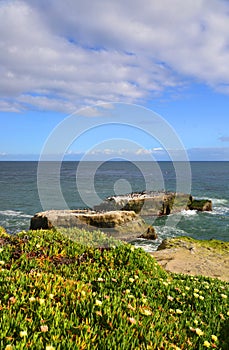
(155, 225, 187, 237)
(131, 240, 156, 253)
(0, 210, 32, 218)
(210, 198, 228, 206)
(180, 209, 198, 216)
(132, 225, 188, 252)
(210, 206, 229, 216)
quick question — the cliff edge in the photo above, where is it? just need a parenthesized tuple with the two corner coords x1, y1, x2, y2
(151, 237, 229, 282)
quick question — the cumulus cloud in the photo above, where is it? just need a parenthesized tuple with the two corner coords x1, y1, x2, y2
(1, 0, 229, 112)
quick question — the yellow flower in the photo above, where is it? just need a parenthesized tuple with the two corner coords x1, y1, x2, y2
(176, 309, 183, 314)
(81, 291, 86, 297)
(29, 296, 36, 302)
(203, 340, 210, 348)
(128, 317, 137, 324)
(167, 295, 174, 301)
(49, 294, 54, 299)
(20, 330, 27, 337)
(194, 288, 199, 293)
(185, 286, 190, 290)
(221, 294, 227, 299)
(129, 278, 135, 283)
(127, 303, 136, 311)
(199, 295, 204, 300)
(194, 319, 198, 325)
(97, 277, 104, 282)
(46, 346, 55, 350)
(193, 293, 199, 298)
(0, 261, 5, 265)
(211, 335, 218, 342)
(39, 298, 45, 305)
(5, 345, 13, 350)
(141, 308, 152, 316)
(195, 328, 204, 336)
(227, 311, 229, 316)
(95, 299, 102, 306)
(125, 289, 131, 294)
(40, 325, 48, 332)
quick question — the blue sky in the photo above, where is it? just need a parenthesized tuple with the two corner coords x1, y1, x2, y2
(0, 0, 229, 161)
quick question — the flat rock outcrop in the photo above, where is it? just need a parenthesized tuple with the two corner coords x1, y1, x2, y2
(151, 237, 229, 282)
(94, 191, 212, 216)
(30, 209, 149, 241)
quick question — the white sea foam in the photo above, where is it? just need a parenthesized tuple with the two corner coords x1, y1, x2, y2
(210, 206, 229, 216)
(0, 210, 31, 218)
(133, 225, 188, 253)
(132, 242, 158, 253)
(180, 209, 197, 216)
(211, 198, 228, 206)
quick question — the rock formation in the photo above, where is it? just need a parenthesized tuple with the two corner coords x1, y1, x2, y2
(187, 199, 212, 211)
(30, 191, 212, 243)
(138, 225, 158, 240)
(94, 191, 212, 216)
(30, 209, 150, 241)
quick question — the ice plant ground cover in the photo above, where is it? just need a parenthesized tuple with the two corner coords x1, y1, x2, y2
(0, 227, 228, 349)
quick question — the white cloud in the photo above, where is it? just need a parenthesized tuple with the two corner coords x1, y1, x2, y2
(152, 147, 164, 152)
(0, 100, 22, 112)
(0, 0, 229, 112)
(135, 148, 152, 155)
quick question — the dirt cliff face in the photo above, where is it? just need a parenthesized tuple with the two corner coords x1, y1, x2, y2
(152, 237, 229, 282)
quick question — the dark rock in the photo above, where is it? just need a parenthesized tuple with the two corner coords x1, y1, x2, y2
(139, 225, 158, 240)
(187, 199, 212, 211)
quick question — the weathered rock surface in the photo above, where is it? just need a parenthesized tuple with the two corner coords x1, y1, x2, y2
(94, 192, 212, 216)
(151, 237, 229, 282)
(30, 209, 149, 241)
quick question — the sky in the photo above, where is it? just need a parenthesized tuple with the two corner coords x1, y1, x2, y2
(0, 0, 229, 161)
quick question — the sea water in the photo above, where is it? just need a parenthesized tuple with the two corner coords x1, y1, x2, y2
(0, 161, 228, 251)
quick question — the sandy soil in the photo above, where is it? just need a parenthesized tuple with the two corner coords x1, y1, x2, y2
(151, 242, 229, 282)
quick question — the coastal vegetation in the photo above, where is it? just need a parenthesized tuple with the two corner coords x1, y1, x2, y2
(0, 227, 228, 349)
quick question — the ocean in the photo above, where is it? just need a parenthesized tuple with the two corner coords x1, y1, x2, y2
(0, 161, 228, 251)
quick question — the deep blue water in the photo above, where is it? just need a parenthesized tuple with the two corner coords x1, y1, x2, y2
(0, 161, 228, 251)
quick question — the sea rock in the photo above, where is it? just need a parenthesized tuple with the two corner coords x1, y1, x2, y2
(94, 191, 212, 216)
(187, 199, 212, 211)
(30, 209, 151, 242)
(139, 225, 158, 240)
